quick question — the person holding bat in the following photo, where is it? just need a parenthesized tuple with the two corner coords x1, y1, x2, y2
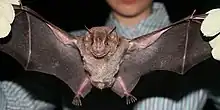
(0, 0, 220, 110)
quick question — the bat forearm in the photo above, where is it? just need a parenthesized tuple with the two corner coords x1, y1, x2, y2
(77, 77, 90, 96)
(72, 77, 90, 106)
(117, 76, 129, 95)
(116, 76, 137, 104)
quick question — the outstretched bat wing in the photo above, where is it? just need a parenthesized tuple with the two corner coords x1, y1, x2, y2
(0, 7, 92, 98)
(112, 14, 212, 97)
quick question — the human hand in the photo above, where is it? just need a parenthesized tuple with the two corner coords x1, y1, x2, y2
(201, 8, 220, 61)
(0, 0, 21, 38)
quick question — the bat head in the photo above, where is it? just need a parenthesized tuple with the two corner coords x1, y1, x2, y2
(83, 26, 120, 58)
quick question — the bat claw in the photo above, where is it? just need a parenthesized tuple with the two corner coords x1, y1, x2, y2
(125, 94, 137, 105)
(72, 95, 82, 106)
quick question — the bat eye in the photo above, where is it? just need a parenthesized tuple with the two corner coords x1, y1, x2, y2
(108, 35, 119, 44)
(109, 35, 115, 40)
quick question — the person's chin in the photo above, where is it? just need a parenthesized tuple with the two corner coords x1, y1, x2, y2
(117, 11, 140, 18)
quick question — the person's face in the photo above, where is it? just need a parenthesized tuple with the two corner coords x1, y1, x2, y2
(106, 0, 152, 17)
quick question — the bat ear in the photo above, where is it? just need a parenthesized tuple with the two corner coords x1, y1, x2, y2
(46, 23, 77, 45)
(128, 27, 171, 52)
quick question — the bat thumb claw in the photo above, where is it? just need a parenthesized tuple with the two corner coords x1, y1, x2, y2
(190, 9, 197, 19)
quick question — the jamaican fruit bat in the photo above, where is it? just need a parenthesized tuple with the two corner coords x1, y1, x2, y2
(0, 7, 212, 106)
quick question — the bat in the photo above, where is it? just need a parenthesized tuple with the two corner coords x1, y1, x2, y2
(0, 6, 213, 106)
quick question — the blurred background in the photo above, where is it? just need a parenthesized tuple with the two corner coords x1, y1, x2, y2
(21, 0, 220, 32)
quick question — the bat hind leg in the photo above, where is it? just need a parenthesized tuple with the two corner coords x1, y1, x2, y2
(72, 77, 90, 106)
(125, 92, 137, 105)
(117, 76, 137, 105)
(72, 94, 82, 106)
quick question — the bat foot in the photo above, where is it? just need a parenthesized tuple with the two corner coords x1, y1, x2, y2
(72, 95, 82, 106)
(125, 94, 137, 105)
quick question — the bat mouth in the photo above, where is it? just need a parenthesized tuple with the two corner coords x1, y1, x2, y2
(90, 48, 110, 58)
